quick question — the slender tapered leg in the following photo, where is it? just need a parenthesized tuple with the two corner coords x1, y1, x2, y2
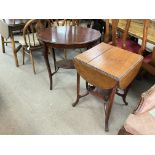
(43, 44, 53, 90)
(29, 51, 36, 74)
(52, 48, 57, 72)
(72, 72, 80, 107)
(122, 85, 131, 105)
(116, 83, 132, 105)
(10, 32, 19, 67)
(22, 47, 25, 65)
(64, 49, 67, 59)
(104, 86, 117, 131)
(1, 36, 5, 53)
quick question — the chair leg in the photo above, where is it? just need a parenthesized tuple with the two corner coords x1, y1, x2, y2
(5, 38, 8, 46)
(72, 72, 80, 107)
(1, 36, 5, 53)
(10, 32, 19, 67)
(29, 51, 36, 74)
(64, 49, 67, 59)
(22, 47, 25, 65)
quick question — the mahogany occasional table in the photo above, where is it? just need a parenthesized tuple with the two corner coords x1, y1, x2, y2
(73, 42, 143, 131)
(37, 26, 101, 90)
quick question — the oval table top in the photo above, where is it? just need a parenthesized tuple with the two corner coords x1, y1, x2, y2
(37, 26, 101, 48)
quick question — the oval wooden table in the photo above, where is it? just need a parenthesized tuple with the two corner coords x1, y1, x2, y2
(37, 26, 101, 90)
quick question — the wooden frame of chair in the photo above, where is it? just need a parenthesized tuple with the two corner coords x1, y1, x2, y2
(1, 19, 15, 53)
(1, 19, 24, 67)
(104, 19, 150, 55)
(142, 47, 155, 76)
(22, 19, 51, 74)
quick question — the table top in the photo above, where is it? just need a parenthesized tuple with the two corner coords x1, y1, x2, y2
(37, 26, 101, 48)
(113, 19, 155, 44)
(74, 42, 143, 89)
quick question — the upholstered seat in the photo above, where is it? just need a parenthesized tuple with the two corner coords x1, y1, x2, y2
(119, 85, 155, 135)
(143, 53, 152, 63)
(142, 47, 155, 76)
(124, 112, 155, 135)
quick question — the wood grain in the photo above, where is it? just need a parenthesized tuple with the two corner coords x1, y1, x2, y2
(74, 42, 143, 89)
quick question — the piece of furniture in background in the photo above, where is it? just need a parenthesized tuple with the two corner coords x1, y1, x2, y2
(37, 26, 101, 90)
(50, 19, 80, 27)
(142, 46, 155, 76)
(118, 84, 155, 135)
(104, 19, 150, 55)
(50, 19, 80, 59)
(91, 19, 105, 34)
(18, 19, 51, 74)
(112, 19, 155, 45)
(73, 42, 143, 131)
(0, 19, 28, 67)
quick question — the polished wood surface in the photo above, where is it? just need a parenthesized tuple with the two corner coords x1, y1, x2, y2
(73, 42, 143, 131)
(75, 42, 143, 89)
(37, 26, 101, 48)
(111, 19, 155, 44)
(37, 26, 101, 90)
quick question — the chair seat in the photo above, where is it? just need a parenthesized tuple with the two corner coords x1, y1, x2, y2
(143, 53, 152, 63)
(124, 84, 155, 135)
(17, 33, 40, 47)
(124, 111, 155, 135)
(117, 38, 141, 54)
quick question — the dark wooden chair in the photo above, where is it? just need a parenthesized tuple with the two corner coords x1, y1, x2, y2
(142, 46, 155, 76)
(19, 19, 51, 74)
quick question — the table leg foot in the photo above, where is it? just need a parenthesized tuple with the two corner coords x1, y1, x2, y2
(105, 121, 109, 132)
(116, 84, 131, 106)
(72, 96, 80, 107)
(1, 36, 5, 53)
(123, 97, 128, 106)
